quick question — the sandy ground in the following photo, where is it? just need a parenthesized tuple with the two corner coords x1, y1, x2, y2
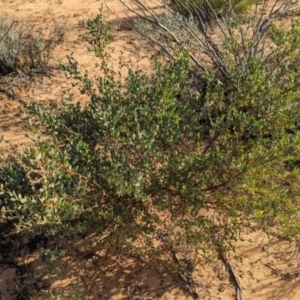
(0, 0, 300, 299)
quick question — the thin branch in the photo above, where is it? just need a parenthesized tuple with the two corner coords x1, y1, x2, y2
(120, 0, 207, 72)
(0, 20, 17, 44)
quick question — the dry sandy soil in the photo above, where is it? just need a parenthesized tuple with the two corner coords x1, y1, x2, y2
(0, 0, 300, 299)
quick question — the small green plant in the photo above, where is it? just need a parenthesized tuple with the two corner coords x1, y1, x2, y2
(0, 14, 64, 75)
(85, 9, 113, 57)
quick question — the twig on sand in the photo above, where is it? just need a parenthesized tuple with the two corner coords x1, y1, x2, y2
(218, 249, 242, 300)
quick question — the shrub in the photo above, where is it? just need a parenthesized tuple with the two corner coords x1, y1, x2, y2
(0, 14, 64, 76)
(85, 9, 113, 56)
(1, 5, 300, 297)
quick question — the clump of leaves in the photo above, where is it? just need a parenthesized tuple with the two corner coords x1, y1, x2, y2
(85, 8, 113, 57)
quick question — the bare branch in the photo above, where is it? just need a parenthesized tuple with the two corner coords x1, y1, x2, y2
(118, 0, 293, 87)
(0, 20, 17, 44)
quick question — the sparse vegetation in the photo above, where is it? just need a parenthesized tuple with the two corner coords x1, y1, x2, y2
(1, 0, 300, 299)
(0, 14, 64, 76)
(0, 13, 65, 100)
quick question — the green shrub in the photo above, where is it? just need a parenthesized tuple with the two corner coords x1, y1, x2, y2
(1, 6, 300, 296)
(85, 9, 113, 57)
(0, 14, 64, 75)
